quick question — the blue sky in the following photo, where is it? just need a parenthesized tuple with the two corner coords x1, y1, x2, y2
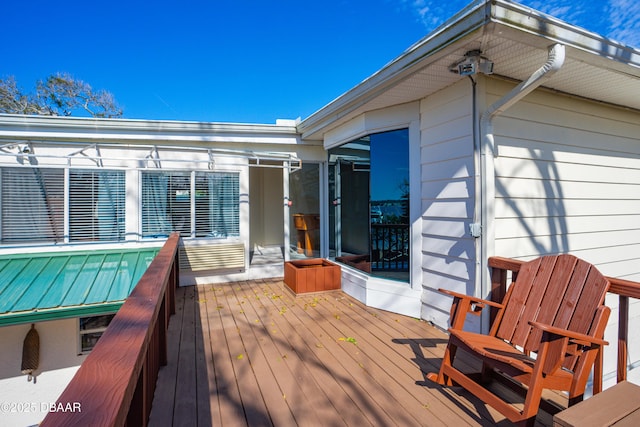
(3, 0, 639, 123)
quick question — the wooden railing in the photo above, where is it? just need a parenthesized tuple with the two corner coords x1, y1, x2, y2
(489, 256, 640, 394)
(41, 233, 180, 427)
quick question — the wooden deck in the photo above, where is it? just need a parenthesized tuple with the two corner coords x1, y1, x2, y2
(148, 279, 560, 426)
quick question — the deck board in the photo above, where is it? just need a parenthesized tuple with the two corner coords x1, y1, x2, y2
(149, 279, 560, 426)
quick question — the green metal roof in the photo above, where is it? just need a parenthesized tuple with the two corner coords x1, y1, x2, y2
(0, 247, 160, 326)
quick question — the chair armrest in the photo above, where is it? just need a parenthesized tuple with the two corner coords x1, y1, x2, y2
(438, 289, 504, 309)
(528, 321, 609, 347)
(438, 289, 504, 330)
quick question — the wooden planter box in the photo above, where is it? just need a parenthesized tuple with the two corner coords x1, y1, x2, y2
(284, 259, 341, 294)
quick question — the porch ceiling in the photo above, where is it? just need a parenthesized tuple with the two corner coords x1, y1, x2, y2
(299, 0, 640, 141)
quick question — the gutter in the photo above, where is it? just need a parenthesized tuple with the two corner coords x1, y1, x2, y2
(0, 113, 301, 139)
(477, 43, 565, 332)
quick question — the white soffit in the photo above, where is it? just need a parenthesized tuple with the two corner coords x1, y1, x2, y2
(482, 32, 640, 111)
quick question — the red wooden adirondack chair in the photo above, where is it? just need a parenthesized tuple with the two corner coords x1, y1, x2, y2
(427, 254, 611, 426)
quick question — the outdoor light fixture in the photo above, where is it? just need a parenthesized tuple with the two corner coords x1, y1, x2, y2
(450, 50, 494, 76)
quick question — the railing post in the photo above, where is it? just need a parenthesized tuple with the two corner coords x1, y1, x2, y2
(618, 295, 629, 383)
(159, 298, 168, 366)
(127, 357, 146, 427)
(593, 342, 604, 394)
(169, 251, 178, 315)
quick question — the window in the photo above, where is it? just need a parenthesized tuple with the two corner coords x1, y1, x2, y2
(141, 171, 189, 237)
(142, 171, 239, 238)
(195, 172, 240, 238)
(78, 313, 116, 353)
(69, 170, 126, 242)
(0, 166, 240, 244)
(0, 167, 65, 243)
(328, 129, 410, 282)
(0, 167, 124, 244)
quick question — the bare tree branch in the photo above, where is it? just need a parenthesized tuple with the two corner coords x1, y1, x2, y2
(0, 73, 123, 118)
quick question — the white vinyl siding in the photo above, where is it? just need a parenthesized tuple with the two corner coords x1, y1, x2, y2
(419, 81, 477, 328)
(490, 80, 640, 280)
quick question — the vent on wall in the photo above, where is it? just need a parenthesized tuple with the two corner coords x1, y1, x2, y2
(179, 243, 245, 272)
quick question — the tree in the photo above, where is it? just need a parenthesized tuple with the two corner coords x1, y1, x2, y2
(0, 73, 123, 118)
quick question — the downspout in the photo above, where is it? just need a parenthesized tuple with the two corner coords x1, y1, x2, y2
(477, 43, 565, 333)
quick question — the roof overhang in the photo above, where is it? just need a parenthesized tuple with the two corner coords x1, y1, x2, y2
(0, 114, 302, 145)
(0, 247, 161, 327)
(298, 0, 640, 141)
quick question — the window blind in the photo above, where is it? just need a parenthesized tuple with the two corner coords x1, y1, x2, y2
(141, 171, 190, 237)
(69, 170, 126, 242)
(0, 167, 65, 243)
(142, 171, 239, 238)
(195, 172, 240, 238)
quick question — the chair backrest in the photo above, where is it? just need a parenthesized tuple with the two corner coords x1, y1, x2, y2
(495, 254, 610, 355)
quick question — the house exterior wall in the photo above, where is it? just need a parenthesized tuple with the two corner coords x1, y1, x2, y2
(0, 124, 324, 284)
(416, 76, 640, 383)
(418, 80, 480, 331)
(489, 78, 640, 385)
(0, 320, 87, 427)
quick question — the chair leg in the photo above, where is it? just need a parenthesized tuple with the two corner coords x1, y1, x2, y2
(520, 374, 544, 427)
(428, 341, 458, 386)
(567, 392, 584, 407)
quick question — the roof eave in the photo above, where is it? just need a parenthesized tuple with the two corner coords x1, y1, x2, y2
(298, 0, 640, 140)
(0, 303, 123, 327)
(0, 113, 300, 143)
(297, 0, 492, 139)
(493, 0, 640, 69)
